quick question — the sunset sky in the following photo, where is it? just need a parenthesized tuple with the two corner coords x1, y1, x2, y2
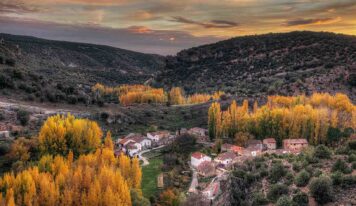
(0, 0, 355, 54)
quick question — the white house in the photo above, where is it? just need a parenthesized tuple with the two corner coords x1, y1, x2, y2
(263, 138, 277, 150)
(0, 131, 10, 140)
(214, 152, 237, 166)
(147, 131, 170, 143)
(191, 152, 211, 168)
(126, 142, 141, 156)
(188, 127, 207, 137)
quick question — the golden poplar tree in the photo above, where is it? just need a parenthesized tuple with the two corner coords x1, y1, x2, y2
(208, 102, 222, 140)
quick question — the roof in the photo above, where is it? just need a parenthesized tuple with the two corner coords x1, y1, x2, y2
(148, 130, 170, 137)
(215, 152, 237, 161)
(189, 127, 207, 132)
(222, 143, 234, 150)
(126, 142, 138, 149)
(283, 139, 308, 144)
(191, 152, 209, 160)
(119, 138, 134, 145)
(263, 138, 276, 143)
(197, 161, 214, 173)
(247, 139, 262, 146)
(204, 182, 220, 195)
(130, 135, 146, 143)
(231, 145, 243, 153)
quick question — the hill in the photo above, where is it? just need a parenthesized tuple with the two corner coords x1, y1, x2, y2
(155, 31, 356, 101)
(0, 33, 165, 103)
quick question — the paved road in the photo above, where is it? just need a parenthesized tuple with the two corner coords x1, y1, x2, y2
(138, 145, 166, 166)
(188, 168, 199, 193)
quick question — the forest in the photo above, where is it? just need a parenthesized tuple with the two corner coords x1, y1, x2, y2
(0, 114, 148, 206)
(208, 93, 355, 145)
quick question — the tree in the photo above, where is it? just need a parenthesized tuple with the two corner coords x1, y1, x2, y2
(234, 132, 253, 147)
(104, 131, 114, 151)
(169, 87, 185, 105)
(309, 176, 333, 204)
(208, 102, 222, 140)
(313, 145, 331, 159)
(295, 170, 311, 187)
(38, 113, 102, 156)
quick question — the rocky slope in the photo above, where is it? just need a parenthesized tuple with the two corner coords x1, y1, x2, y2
(0, 33, 164, 86)
(155, 31, 356, 101)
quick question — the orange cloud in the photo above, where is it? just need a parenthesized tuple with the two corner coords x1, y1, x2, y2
(127, 26, 152, 34)
(286, 17, 342, 27)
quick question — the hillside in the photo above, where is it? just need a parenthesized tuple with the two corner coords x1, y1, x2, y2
(155, 31, 356, 101)
(0, 33, 165, 103)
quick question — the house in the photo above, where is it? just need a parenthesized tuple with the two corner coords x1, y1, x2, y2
(176, 128, 188, 136)
(197, 161, 216, 177)
(283, 139, 308, 152)
(130, 135, 152, 149)
(126, 142, 141, 156)
(188, 127, 207, 137)
(214, 152, 237, 166)
(147, 131, 171, 144)
(191, 152, 211, 168)
(202, 181, 220, 200)
(0, 131, 10, 140)
(246, 139, 264, 150)
(263, 138, 277, 150)
(221, 144, 234, 152)
(222, 144, 243, 155)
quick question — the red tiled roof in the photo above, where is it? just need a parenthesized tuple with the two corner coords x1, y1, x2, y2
(263, 138, 276, 143)
(197, 161, 214, 173)
(283, 139, 308, 144)
(215, 152, 237, 161)
(231, 146, 243, 153)
(191, 152, 208, 159)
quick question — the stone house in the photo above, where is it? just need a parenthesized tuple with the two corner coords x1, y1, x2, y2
(197, 161, 216, 177)
(283, 139, 308, 152)
(263, 138, 277, 150)
(191, 152, 211, 168)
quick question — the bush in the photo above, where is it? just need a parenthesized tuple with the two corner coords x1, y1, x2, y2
(251, 192, 268, 206)
(276, 196, 293, 206)
(313, 145, 331, 159)
(295, 170, 311, 187)
(331, 171, 343, 185)
(285, 172, 294, 186)
(348, 154, 356, 163)
(292, 161, 301, 172)
(292, 192, 309, 206)
(267, 183, 289, 202)
(332, 159, 352, 174)
(352, 162, 356, 170)
(309, 176, 333, 204)
(268, 162, 287, 183)
(17, 110, 30, 126)
(340, 175, 356, 188)
(348, 140, 356, 150)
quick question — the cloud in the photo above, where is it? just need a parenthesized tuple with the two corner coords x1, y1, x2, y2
(285, 17, 341, 26)
(0, 0, 40, 14)
(171, 16, 239, 28)
(0, 16, 222, 55)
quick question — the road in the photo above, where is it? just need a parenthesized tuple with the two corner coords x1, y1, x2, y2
(188, 168, 199, 193)
(138, 145, 166, 166)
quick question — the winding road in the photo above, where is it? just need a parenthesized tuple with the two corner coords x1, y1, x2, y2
(138, 145, 166, 166)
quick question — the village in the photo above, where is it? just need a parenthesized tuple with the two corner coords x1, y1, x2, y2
(114, 126, 311, 203)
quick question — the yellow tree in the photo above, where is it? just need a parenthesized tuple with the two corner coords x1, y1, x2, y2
(169, 87, 185, 105)
(104, 131, 114, 151)
(208, 102, 222, 140)
(130, 157, 142, 189)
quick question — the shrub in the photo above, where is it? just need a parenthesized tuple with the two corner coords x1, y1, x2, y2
(348, 140, 356, 150)
(251, 192, 268, 206)
(268, 162, 286, 183)
(276, 196, 293, 206)
(331, 171, 343, 185)
(340, 175, 356, 188)
(292, 192, 309, 206)
(267, 183, 289, 202)
(348, 154, 356, 163)
(313, 145, 331, 159)
(313, 169, 322, 177)
(332, 159, 352, 174)
(352, 162, 356, 170)
(292, 161, 301, 172)
(309, 176, 333, 204)
(295, 170, 311, 187)
(17, 109, 30, 126)
(285, 172, 294, 186)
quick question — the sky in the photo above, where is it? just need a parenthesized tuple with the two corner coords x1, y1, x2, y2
(0, 0, 355, 55)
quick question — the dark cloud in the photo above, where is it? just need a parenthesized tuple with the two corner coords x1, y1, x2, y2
(171, 16, 239, 28)
(285, 17, 338, 26)
(0, 16, 222, 55)
(0, 0, 40, 14)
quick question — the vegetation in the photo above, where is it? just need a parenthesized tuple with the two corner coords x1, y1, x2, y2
(141, 157, 163, 198)
(208, 93, 355, 145)
(309, 176, 334, 204)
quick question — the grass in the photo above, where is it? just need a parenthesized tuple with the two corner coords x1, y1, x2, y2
(141, 156, 163, 198)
